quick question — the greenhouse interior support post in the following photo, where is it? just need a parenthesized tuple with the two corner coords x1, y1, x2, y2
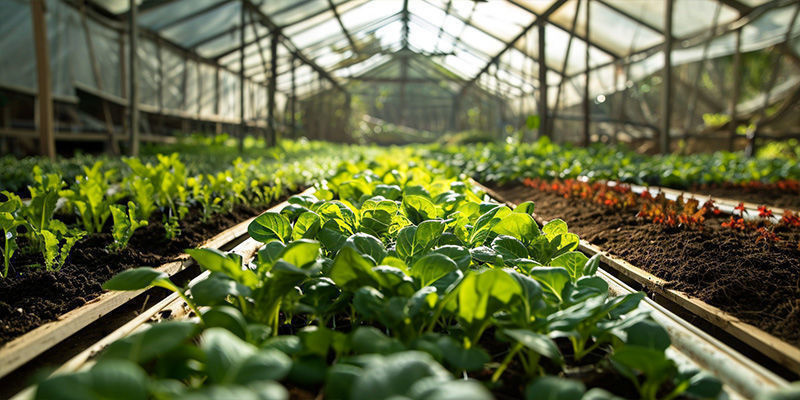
(128, 0, 139, 155)
(450, 95, 459, 131)
(660, 0, 674, 154)
(551, 0, 581, 136)
(290, 57, 296, 138)
(31, 0, 56, 159)
(582, 0, 591, 147)
(729, 28, 742, 151)
(267, 34, 278, 147)
(238, 0, 245, 153)
(538, 22, 548, 137)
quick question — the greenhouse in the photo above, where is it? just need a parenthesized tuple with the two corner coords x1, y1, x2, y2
(1, 0, 800, 399)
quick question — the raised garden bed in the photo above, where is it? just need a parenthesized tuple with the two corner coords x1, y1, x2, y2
(489, 182, 800, 349)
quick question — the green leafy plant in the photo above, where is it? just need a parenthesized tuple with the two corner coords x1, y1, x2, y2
(109, 202, 149, 251)
(0, 191, 23, 277)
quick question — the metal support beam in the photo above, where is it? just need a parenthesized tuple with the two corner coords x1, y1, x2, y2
(31, 0, 55, 159)
(153, 0, 235, 31)
(461, 0, 568, 96)
(267, 34, 278, 146)
(399, 0, 410, 125)
(328, 0, 358, 53)
(551, 0, 581, 134)
(128, 0, 139, 155)
(238, 0, 246, 153)
(537, 22, 548, 138)
(729, 28, 742, 151)
(660, 0, 674, 154)
(583, 0, 591, 147)
(244, 2, 346, 94)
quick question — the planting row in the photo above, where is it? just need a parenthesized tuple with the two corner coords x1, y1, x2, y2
(0, 140, 387, 343)
(30, 156, 741, 400)
(426, 138, 800, 209)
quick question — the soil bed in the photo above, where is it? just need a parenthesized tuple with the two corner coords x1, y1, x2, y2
(689, 184, 800, 210)
(490, 182, 800, 347)
(0, 193, 294, 344)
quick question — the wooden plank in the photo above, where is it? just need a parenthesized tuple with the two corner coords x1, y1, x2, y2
(30, 0, 55, 159)
(473, 180, 800, 375)
(0, 188, 314, 379)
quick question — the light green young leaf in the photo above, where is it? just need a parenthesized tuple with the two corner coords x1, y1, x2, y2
(248, 212, 291, 243)
(410, 253, 457, 287)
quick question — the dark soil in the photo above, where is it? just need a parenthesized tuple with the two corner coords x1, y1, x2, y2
(690, 184, 800, 210)
(491, 183, 800, 347)
(0, 196, 290, 344)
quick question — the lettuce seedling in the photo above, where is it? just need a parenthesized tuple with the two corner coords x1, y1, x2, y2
(109, 202, 149, 251)
(64, 161, 119, 233)
(0, 191, 23, 277)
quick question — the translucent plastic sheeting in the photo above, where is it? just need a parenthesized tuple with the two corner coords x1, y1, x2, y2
(199, 63, 218, 116)
(0, 0, 88, 99)
(137, 38, 160, 108)
(162, 49, 185, 111)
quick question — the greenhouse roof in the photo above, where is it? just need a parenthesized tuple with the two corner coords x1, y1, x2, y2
(68, 0, 800, 99)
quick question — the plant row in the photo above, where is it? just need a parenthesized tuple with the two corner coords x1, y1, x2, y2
(426, 137, 800, 189)
(32, 156, 742, 400)
(522, 178, 800, 250)
(0, 140, 388, 278)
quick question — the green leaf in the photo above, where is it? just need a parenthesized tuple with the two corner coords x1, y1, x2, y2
(469, 205, 511, 245)
(202, 306, 249, 340)
(280, 239, 321, 268)
(103, 267, 170, 291)
(373, 184, 402, 200)
(525, 376, 585, 400)
(248, 212, 291, 243)
(292, 211, 321, 240)
(201, 328, 257, 383)
(395, 225, 417, 260)
(529, 267, 571, 303)
(550, 251, 589, 282)
(491, 235, 529, 263)
(318, 219, 348, 253)
(191, 276, 252, 306)
(432, 245, 471, 270)
(543, 219, 568, 240)
(583, 253, 601, 276)
(403, 195, 439, 224)
(329, 246, 380, 290)
(491, 212, 540, 244)
(513, 201, 535, 215)
(457, 269, 521, 342)
(623, 319, 671, 351)
(436, 336, 490, 371)
(344, 233, 387, 264)
(187, 248, 258, 288)
(502, 329, 563, 363)
(100, 321, 197, 363)
(414, 220, 446, 254)
(350, 327, 404, 355)
(410, 253, 457, 287)
(350, 351, 451, 400)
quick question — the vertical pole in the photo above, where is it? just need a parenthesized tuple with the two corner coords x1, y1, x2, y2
(238, 0, 245, 153)
(128, 0, 139, 155)
(267, 33, 278, 147)
(31, 0, 55, 159)
(344, 92, 352, 142)
(538, 22, 548, 138)
(729, 28, 742, 151)
(214, 66, 221, 134)
(290, 56, 296, 138)
(450, 94, 459, 131)
(582, 0, 591, 147)
(660, 0, 674, 154)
